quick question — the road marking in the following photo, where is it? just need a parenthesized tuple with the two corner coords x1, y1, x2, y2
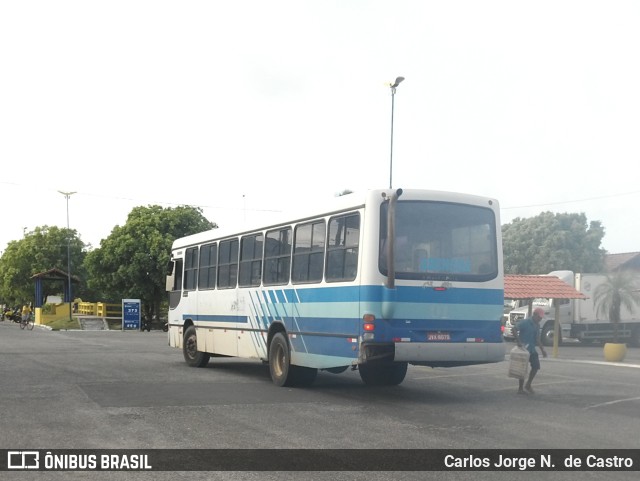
(543, 358, 640, 369)
(585, 396, 640, 410)
(506, 352, 640, 369)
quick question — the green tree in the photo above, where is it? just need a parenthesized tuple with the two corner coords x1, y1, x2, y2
(0, 226, 87, 305)
(84, 205, 214, 321)
(593, 270, 640, 343)
(502, 212, 605, 274)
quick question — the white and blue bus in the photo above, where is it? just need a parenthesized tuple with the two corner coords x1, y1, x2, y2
(166, 188, 504, 387)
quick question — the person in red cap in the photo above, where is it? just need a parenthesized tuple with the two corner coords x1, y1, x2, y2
(515, 307, 547, 394)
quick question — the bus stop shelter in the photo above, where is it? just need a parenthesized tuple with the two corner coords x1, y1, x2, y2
(504, 274, 587, 357)
(30, 268, 80, 308)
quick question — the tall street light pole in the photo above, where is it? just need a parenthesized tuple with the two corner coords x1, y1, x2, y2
(58, 191, 76, 321)
(389, 76, 405, 189)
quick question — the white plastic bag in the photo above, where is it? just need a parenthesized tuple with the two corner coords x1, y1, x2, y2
(508, 346, 530, 380)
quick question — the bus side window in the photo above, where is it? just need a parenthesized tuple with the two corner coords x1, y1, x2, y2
(264, 227, 291, 286)
(198, 243, 217, 290)
(184, 247, 199, 291)
(292, 220, 325, 284)
(239, 233, 264, 287)
(218, 239, 239, 289)
(326, 213, 360, 282)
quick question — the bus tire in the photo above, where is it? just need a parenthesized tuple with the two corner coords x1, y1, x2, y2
(183, 325, 210, 368)
(268, 332, 317, 387)
(359, 362, 408, 386)
(269, 332, 295, 387)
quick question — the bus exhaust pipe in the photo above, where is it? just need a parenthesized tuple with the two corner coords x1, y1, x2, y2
(382, 188, 403, 290)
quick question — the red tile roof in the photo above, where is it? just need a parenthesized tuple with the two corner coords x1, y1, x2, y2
(505, 275, 587, 300)
(605, 252, 640, 272)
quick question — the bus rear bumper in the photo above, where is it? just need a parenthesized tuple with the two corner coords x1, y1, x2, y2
(394, 341, 505, 366)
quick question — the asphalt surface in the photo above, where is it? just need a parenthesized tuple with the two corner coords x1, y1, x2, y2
(1, 321, 639, 481)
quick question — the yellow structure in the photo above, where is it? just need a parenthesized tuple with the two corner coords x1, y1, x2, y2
(35, 301, 122, 325)
(77, 301, 122, 317)
(35, 303, 74, 324)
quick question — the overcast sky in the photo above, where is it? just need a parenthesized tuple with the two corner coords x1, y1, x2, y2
(1, 1, 639, 257)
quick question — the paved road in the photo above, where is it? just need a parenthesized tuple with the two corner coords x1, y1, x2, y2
(1, 321, 639, 481)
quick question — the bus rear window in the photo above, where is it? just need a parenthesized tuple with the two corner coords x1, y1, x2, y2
(379, 201, 498, 282)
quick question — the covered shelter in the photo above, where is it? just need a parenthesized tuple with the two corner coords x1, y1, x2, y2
(504, 274, 587, 357)
(30, 268, 80, 308)
(31, 268, 80, 324)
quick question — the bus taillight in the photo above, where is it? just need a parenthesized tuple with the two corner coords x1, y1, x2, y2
(363, 314, 375, 331)
(363, 314, 376, 340)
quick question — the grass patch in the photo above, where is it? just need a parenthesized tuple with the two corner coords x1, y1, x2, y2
(44, 318, 82, 331)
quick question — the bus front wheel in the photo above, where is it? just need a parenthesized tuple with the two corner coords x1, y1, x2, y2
(183, 325, 210, 368)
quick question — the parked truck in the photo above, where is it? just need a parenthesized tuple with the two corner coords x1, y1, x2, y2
(505, 271, 640, 347)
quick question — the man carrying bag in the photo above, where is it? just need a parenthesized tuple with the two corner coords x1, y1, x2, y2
(514, 307, 547, 394)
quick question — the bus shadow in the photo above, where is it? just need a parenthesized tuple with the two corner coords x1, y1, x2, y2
(197, 358, 462, 405)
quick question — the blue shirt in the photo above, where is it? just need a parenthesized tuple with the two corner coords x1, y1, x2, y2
(516, 317, 539, 354)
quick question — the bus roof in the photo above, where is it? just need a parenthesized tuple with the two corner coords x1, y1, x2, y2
(171, 188, 499, 250)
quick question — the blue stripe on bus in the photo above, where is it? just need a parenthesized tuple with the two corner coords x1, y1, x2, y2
(187, 314, 501, 342)
(274, 290, 287, 304)
(183, 286, 503, 330)
(289, 334, 357, 358)
(286, 318, 502, 352)
(185, 314, 243, 323)
(280, 285, 503, 305)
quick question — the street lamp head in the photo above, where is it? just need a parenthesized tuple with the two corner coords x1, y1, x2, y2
(391, 76, 405, 88)
(388, 76, 405, 189)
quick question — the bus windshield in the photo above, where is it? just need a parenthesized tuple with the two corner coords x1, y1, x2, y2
(379, 200, 498, 282)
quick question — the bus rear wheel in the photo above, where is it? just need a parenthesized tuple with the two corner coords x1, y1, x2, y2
(268, 332, 317, 387)
(359, 362, 408, 386)
(183, 325, 210, 368)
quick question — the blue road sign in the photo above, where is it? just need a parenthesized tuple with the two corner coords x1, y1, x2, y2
(122, 299, 141, 331)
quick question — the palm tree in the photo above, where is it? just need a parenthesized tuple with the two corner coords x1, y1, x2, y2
(593, 270, 640, 343)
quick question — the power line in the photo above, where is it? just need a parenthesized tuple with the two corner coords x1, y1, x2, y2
(4, 180, 639, 214)
(0, 181, 282, 214)
(503, 190, 640, 210)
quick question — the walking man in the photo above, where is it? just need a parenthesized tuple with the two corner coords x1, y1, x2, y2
(515, 307, 547, 394)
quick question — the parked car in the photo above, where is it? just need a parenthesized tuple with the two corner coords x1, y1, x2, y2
(503, 311, 526, 341)
(502, 299, 523, 341)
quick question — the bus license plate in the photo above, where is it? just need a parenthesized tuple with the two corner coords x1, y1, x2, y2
(427, 332, 451, 341)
